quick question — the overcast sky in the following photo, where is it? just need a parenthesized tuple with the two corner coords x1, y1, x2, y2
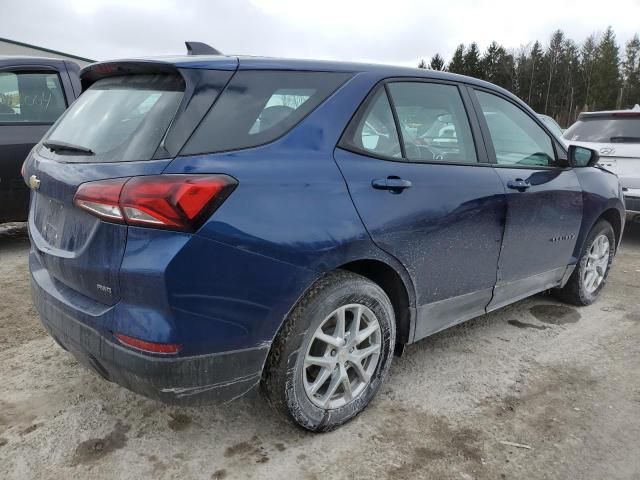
(3, 0, 640, 66)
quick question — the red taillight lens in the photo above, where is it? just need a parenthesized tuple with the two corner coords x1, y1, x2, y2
(73, 175, 237, 231)
(114, 333, 182, 355)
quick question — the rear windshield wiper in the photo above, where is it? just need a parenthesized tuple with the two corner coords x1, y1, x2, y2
(43, 140, 95, 155)
(609, 136, 640, 143)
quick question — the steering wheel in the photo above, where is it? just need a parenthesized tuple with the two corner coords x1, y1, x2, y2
(405, 143, 445, 161)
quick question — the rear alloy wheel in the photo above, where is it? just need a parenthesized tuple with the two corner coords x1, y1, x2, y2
(303, 304, 382, 410)
(262, 270, 395, 432)
(555, 220, 615, 306)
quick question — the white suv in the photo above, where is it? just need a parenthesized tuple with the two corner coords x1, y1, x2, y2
(564, 105, 640, 221)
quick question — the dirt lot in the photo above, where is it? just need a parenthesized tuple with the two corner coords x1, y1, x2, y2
(1, 222, 639, 480)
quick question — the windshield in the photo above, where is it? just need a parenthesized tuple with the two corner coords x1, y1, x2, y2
(44, 74, 184, 162)
(564, 116, 640, 143)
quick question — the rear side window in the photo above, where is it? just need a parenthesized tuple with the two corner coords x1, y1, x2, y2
(564, 116, 640, 143)
(387, 82, 477, 163)
(0, 71, 66, 124)
(43, 74, 184, 163)
(182, 71, 351, 155)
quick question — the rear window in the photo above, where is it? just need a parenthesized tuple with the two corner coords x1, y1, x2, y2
(43, 74, 184, 162)
(182, 71, 351, 155)
(564, 116, 640, 143)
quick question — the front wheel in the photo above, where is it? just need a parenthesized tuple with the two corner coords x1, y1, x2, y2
(261, 270, 396, 432)
(555, 220, 615, 306)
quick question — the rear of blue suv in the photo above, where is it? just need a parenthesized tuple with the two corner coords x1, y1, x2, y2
(24, 54, 624, 431)
(25, 57, 367, 405)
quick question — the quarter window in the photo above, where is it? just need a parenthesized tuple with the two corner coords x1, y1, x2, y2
(182, 71, 351, 155)
(0, 71, 66, 124)
(340, 88, 402, 158)
(387, 82, 478, 163)
(476, 91, 556, 167)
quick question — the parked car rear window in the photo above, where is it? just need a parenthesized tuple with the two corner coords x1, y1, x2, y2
(42, 74, 184, 162)
(564, 116, 640, 143)
(0, 71, 66, 124)
(181, 71, 351, 155)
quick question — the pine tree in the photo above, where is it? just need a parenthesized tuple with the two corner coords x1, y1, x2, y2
(621, 34, 640, 107)
(481, 41, 502, 83)
(562, 40, 581, 125)
(448, 44, 465, 74)
(513, 45, 531, 99)
(429, 54, 445, 71)
(581, 34, 598, 110)
(544, 30, 565, 115)
(528, 41, 545, 111)
(418, 59, 427, 69)
(464, 43, 483, 79)
(591, 27, 620, 110)
(481, 42, 513, 89)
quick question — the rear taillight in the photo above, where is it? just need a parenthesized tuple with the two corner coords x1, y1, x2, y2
(73, 175, 237, 232)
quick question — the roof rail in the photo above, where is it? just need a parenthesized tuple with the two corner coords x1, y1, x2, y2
(185, 41, 222, 56)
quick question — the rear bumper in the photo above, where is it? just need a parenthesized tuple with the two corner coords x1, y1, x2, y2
(31, 263, 269, 406)
(624, 193, 640, 216)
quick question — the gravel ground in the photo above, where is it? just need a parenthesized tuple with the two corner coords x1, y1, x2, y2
(1, 221, 639, 480)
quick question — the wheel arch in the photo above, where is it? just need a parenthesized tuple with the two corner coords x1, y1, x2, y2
(598, 208, 623, 249)
(338, 258, 415, 345)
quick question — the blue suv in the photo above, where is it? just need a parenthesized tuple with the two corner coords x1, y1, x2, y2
(24, 51, 625, 431)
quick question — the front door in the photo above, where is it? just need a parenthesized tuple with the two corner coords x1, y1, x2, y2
(334, 80, 506, 340)
(470, 89, 583, 310)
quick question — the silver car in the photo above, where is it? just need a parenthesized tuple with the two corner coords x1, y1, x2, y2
(564, 105, 640, 221)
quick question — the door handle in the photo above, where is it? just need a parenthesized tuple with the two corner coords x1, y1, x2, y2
(506, 178, 531, 192)
(372, 177, 412, 193)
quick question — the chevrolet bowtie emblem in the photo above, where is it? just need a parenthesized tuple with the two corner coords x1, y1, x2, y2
(29, 175, 41, 190)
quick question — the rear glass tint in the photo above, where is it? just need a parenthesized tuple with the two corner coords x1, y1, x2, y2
(182, 71, 351, 155)
(43, 74, 184, 162)
(564, 116, 640, 143)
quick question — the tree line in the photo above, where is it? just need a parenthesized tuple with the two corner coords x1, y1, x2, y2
(418, 27, 640, 127)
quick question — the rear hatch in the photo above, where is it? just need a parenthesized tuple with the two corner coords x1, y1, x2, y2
(26, 59, 236, 305)
(564, 112, 640, 191)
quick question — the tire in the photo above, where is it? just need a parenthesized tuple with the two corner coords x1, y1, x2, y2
(555, 220, 615, 306)
(261, 270, 396, 432)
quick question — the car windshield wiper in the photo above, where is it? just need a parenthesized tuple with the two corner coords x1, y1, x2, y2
(42, 140, 95, 155)
(609, 136, 640, 143)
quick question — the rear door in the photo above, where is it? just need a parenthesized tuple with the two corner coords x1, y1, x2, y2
(25, 64, 234, 305)
(334, 79, 506, 340)
(0, 66, 71, 222)
(469, 88, 583, 310)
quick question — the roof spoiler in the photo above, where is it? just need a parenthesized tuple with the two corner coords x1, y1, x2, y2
(79, 61, 181, 90)
(185, 41, 222, 56)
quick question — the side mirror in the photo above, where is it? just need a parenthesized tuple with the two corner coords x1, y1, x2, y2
(568, 145, 599, 167)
